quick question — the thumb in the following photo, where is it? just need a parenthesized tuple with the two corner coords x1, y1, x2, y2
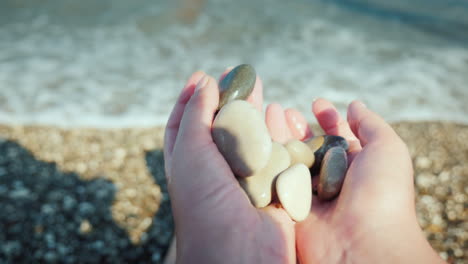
(344, 101, 414, 212)
(347, 101, 398, 147)
(169, 75, 251, 228)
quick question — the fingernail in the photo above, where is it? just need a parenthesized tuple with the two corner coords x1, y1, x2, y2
(195, 75, 209, 92)
(358, 101, 367, 108)
(289, 114, 301, 129)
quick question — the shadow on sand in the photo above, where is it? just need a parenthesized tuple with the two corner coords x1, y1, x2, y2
(0, 139, 173, 263)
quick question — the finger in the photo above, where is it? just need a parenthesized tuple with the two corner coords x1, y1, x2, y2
(170, 75, 253, 245)
(171, 75, 242, 194)
(246, 75, 264, 112)
(312, 98, 361, 153)
(284, 108, 313, 140)
(164, 71, 206, 166)
(175, 75, 218, 152)
(265, 103, 293, 144)
(346, 101, 414, 210)
(347, 100, 397, 147)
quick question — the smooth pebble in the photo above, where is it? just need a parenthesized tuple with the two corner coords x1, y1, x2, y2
(212, 100, 272, 177)
(239, 143, 290, 208)
(218, 64, 256, 109)
(276, 164, 312, 222)
(306, 135, 349, 175)
(318, 146, 348, 201)
(285, 139, 315, 168)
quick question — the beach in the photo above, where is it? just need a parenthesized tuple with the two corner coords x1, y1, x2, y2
(0, 121, 466, 263)
(1, 0, 467, 262)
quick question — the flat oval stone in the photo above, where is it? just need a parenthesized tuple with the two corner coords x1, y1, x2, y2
(317, 146, 348, 201)
(212, 100, 272, 177)
(306, 135, 349, 176)
(276, 164, 312, 222)
(239, 143, 291, 208)
(285, 139, 315, 168)
(218, 64, 256, 109)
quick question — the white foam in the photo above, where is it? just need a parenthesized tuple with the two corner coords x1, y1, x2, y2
(0, 0, 467, 128)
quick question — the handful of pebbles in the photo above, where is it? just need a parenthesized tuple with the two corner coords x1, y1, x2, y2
(212, 64, 349, 222)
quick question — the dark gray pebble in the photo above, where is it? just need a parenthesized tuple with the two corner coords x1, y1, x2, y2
(306, 135, 349, 176)
(317, 146, 348, 201)
(218, 64, 256, 109)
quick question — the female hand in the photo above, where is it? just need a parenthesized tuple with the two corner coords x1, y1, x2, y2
(265, 99, 444, 264)
(164, 70, 296, 264)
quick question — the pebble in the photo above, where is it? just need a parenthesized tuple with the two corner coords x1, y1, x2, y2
(317, 147, 348, 201)
(218, 64, 256, 109)
(276, 164, 312, 222)
(416, 156, 432, 169)
(212, 100, 272, 177)
(284, 139, 315, 168)
(79, 219, 92, 234)
(239, 143, 291, 208)
(306, 135, 349, 175)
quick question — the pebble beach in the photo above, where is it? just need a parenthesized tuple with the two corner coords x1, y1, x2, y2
(0, 121, 466, 263)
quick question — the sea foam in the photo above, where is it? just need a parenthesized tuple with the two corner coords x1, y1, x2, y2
(0, 0, 467, 128)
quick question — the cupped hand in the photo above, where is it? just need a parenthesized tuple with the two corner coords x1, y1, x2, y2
(164, 69, 296, 264)
(265, 99, 444, 264)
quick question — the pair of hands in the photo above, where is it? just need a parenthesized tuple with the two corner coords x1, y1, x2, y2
(164, 69, 443, 264)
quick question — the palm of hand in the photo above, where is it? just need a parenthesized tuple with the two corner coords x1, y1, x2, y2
(264, 99, 418, 263)
(174, 139, 295, 262)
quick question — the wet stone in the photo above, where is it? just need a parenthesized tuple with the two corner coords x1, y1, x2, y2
(218, 64, 256, 109)
(317, 146, 348, 201)
(212, 100, 272, 177)
(239, 142, 291, 208)
(306, 135, 348, 176)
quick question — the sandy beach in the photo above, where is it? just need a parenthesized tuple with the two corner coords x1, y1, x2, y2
(0, 121, 466, 263)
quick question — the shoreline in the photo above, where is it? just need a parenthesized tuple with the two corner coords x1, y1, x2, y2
(0, 121, 466, 263)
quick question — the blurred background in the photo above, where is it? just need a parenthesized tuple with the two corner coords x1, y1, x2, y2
(0, 0, 467, 263)
(0, 0, 467, 127)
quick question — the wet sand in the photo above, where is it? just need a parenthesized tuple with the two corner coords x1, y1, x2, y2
(0, 121, 466, 263)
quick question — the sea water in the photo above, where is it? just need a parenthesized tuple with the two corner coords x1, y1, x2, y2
(0, 0, 467, 127)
